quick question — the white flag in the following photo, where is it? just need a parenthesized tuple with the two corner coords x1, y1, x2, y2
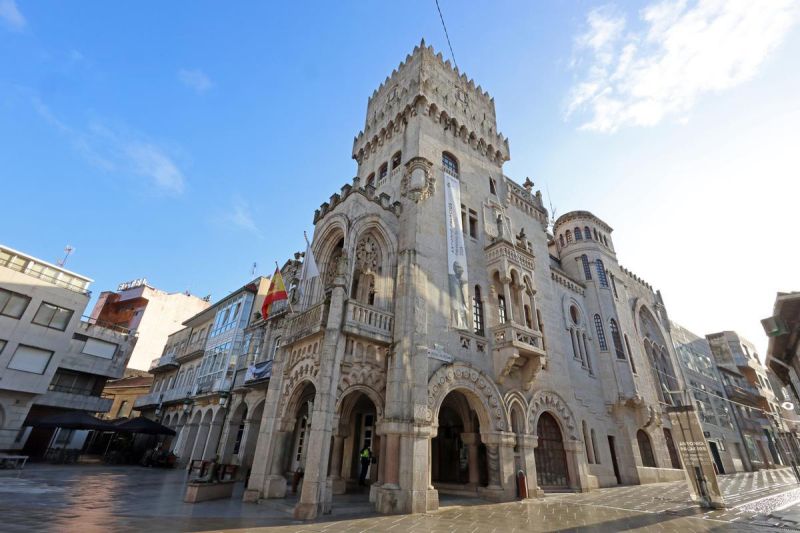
(301, 241, 319, 281)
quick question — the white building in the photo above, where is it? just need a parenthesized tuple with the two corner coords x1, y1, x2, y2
(0, 245, 136, 455)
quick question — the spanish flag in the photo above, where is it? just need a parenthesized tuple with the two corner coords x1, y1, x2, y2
(262, 267, 288, 319)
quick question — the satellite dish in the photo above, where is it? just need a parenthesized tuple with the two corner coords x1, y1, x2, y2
(782, 401, 794, 411)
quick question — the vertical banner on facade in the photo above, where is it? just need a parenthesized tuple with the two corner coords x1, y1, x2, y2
(666, 405, 726, 509)
(444, 172, 469, 329)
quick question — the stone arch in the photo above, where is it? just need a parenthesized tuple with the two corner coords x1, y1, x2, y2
(504, 391, 529, 434)
(335, 368, 386, 422)
(280, 377, 317, 427)
(427, 363, 507, 432)
(528, 390, 580, 441)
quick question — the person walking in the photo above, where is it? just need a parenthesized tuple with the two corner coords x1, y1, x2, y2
(358, 445, 372, 486)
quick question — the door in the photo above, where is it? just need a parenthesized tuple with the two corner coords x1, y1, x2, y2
(709, 441, 725, 474)
(608, 435, 622, 484)
(291, 415, 308, 471)
(535, 413, 569, 488)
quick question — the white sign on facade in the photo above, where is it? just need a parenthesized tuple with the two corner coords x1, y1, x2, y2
(118, 278, 148, 291)
(444, 171, 469, 330)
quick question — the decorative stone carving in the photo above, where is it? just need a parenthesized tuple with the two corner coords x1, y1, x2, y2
(529, 390, 580, 440)
(355, 235, 381, 273)
(426, 363, 507, 431)
(335, 363, 386, 416)
(401, 157, 435, 203)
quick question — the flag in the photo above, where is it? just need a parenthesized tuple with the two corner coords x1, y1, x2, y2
(262, 267, 288, 319)
(301, 237, 319, 281)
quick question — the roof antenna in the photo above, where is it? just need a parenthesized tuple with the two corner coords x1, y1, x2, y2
(57, 245, 74, 267)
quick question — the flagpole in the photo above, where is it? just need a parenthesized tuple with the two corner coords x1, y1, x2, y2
(275, 261, 295, 315)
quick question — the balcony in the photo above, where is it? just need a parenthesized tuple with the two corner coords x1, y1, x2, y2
(485, 239, 535, 272)
(492, 322, 547, 389)
(342, 301, 394, 345)
(133, 391, 163, 410)
(177, 338, 207, 363)
(162, 385, 193, 404)
(285, 301, 328, 344)
(149, 352, 179, 372)
(725, 383, 761, 406)
(37, 389, 113, 414)
(193, 375, 233, 397)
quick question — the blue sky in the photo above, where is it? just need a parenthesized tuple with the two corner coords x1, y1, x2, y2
(2, 1, 798, 354)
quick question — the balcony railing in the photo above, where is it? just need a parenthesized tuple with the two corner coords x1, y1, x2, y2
(161, 385, 193, 404)
(492, 321, 547, 388)
(149, 352, 179, 372)
(724, 383, 761, 404)
(343, 301, 394, 344)
(193, 375, 233, 396)
(133, 391, 163, 409)
(285, 301, 328, 343)
(0, 249, 91, 296)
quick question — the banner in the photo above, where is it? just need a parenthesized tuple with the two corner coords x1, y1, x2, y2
(444, 172, 469, 329)
(666, 405, 726, 509)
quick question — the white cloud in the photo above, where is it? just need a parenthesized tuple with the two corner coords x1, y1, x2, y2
(222, 195, 262, 237)
(32, 98, 186, 195)
(0, 0, 25, 31)
(178, 68, 213, 93)
(567, 0, 800, 132)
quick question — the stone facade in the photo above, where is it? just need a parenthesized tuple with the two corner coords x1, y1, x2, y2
(234, 42, 689, 518)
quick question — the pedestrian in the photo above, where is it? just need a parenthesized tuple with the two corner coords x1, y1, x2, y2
(359, 445, 372, 486)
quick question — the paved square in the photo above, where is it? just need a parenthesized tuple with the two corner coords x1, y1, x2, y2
(2, 465, 799, 532)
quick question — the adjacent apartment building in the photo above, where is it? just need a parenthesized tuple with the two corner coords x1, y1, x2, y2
(671, 322, 749, 473)
(0, 245, 137, 455)
(90, 280, 211, 370)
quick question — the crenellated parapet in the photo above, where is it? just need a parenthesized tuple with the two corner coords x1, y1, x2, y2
(504, 177, 548, 224)
(619, 265, 654, 293)
(313, 177, 403, 225)
(352, 40, 510, 167)
(550, 268, 586, 296)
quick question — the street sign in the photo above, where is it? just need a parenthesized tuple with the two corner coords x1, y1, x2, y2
(667, 405, 726, 509)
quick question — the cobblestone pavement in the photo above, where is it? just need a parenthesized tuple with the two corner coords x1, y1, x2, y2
(1, 464, 800, 532)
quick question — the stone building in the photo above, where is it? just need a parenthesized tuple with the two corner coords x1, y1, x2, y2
(100, 369, 153, 420)
(230, 41, 689, 518)
(671, 322, 749, 473)
(0, 245, 137, 455)
(706, 331, 781, 469)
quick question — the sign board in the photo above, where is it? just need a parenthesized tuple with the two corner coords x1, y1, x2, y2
(666, 405, 726, 509)
(118, 278, 148, 291)
(427, 344, 454, 363)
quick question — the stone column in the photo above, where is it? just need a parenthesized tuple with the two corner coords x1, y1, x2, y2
(519, 435, 543, 497)
(294, 263, 348, 520)
(201, 415, 225, 460)
(478, 432, 516, 502)
(378, 430, 388, 485)
(564, 439, 590, 492)
(329, 433, 347, 494)
(262, 430, 291, 498)
(239, 418, 260, 471)
(384, 433, 401, 488)
(189, 420, 210, 464)
(501, 277, 514, 323)
(461, 433, 480, 486)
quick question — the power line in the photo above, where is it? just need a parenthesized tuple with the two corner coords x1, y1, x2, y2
(435, 0, 457, 70)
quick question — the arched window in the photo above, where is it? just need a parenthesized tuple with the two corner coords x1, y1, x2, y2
(378, 162, 388, 179)
(366, 172, 375, 186)
(603, 235, 608, 246)
(574, 227, 583, 240)
(566, 230, 573, 243)
(584, 226, 592, 240)
(610, 319, 625, 359)
(443, 152, 459, 177)
(594, 314, 608, 351)
(591, 429, 600, 464)
(596, 259, 609, 287)
(472, 285, 484, 336)
(391, 151, 402, 169)
(637, 430, 657, 467)
(624, 334, 637, 373)
(581, 255, 592, 280)
(584, 333, 593, 374)
(570, 328, 580, 360)
(498, 295, 507, 324)
(559, 234, 565, 247)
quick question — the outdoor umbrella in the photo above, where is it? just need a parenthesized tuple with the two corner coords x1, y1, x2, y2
(114, 416, 176, 436)
(31, 411, 117, 431)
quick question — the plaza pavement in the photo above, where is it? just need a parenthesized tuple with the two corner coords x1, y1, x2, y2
(1, 464, 799, 532)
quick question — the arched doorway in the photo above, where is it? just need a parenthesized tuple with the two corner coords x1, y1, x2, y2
(331, 390, 379, 495)
(535, 412, 569, 489)
(431, 390, 489, 492)
(286, 383, 316, 477)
